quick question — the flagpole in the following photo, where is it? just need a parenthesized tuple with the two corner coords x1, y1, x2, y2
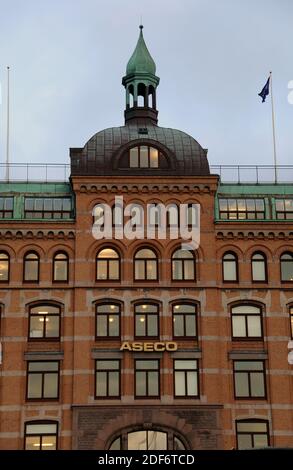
(270, 71, 277, 182)
(5, 66, 10, 182)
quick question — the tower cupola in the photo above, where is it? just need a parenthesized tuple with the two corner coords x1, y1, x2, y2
(122, 25, 160, 125)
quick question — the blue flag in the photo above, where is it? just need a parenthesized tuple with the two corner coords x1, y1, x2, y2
(258, 76, 270, 102)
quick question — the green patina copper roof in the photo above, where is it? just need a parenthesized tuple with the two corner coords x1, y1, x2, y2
(126, 25, 156, 75)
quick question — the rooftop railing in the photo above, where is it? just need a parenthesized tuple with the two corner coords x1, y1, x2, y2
(0, 163, 71, 183)
(0, 163, 292, 184)
(210, 165, 293, 184)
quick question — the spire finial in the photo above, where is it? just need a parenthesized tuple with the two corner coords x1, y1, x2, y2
(139, 24, 143, 31)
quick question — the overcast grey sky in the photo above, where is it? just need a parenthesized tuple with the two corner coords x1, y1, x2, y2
(0, 0, 292, 169)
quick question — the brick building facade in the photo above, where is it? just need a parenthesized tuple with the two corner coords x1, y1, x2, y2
(0, 27, 292, 450)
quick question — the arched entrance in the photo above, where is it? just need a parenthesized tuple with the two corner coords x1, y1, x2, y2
(108, 427, 187, 450)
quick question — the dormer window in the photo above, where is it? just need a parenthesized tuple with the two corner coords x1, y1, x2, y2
(130, 145, 159, 168)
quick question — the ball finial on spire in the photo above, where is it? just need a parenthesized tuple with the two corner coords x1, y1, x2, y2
(139, 24, 143, 31)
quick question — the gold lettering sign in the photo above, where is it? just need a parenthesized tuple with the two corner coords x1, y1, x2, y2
(120, 341, 178, 352)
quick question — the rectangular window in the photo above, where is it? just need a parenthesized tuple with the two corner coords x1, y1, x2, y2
(96, 304, 120, 338)
(219, 198, 265, 220)
(135, 304, 159, 338)
(135, 360, 159, 398)
(25, 422, 58, 450)
(29, 305, 60, 340)
(174, 359, 199, 397)
(231, 305, 263, 340)
(149, 148, 159, 168)
(24, 198, 72, 219)
(290, 307, 293, 339)
(140, 146, 149, 167)
(236, 421, 269, 449)
(173, 304, 197, 338)
(129, 147, 139, 167)
(276, 199, 293, 219)
(27, 362, 59, 400)
(95, 360, 120, 398)
(0, 197, 13, 218)
(234, 361, 266, 399)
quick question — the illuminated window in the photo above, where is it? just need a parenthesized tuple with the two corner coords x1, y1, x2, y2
(222, 252, 238, 282)
(251, 252, 267, 282)
(233, 361, 266, 399)
(53, 252, 68, 282)
(174, 360, 199, 397)
(96, 248, 120, 281)
(24, 252, 39, 282)
(231, 305, 263, 340)
(173, 303, 197, 338)
(172, 249, 195, 281)
(95, 360, 120, 398)
(219, 198, 265, 220)
(0, 252, 9, 281)
(135, 303, 159, 338)
(27, 362, 59, 400)
(135, 360, 159, 398)
(96, 303, 120, 338)
(236, 420, 269, 449)
(134, 248, 158, 281)
(24, 422, 58, 450)
(280, 252, 293, 281)
(29, 304, 60, 340)
(109, 429, 186, 450)
(129, 146, 159, 168)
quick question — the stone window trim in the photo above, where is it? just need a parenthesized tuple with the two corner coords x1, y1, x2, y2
(170, 350, 202, 359)
(91, 350, 123, 360)
(228, 351, 268, 361)
(24, 351, 64, 361)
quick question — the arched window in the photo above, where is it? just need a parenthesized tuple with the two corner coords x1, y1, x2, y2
(130, 146, 159, 168)
(53, 252, 68, 282)
(24, 421, 58, 450)
(96, 302, 120, 338)
(236, 420, 269, 449)
(251, 252, 267, 282)
(280, 252, 293, 282)
(172, 303, 197, 338)
(137, 83, 146, 107)
(135, 303, 159, 338)
(222, 252, 238, 282)
(109, 429, 186, 450)
(96, 248, 120, 281)
(118, 145, 169, 169)
(24, 252, 39, 282)
(134, 248, 158, 281)
(128, 84, 134, 108)
(0, 252, 9, 281)
(231, 304, 263, 339)
(29, 304, 61, 340)
(172, 249, 195, 281)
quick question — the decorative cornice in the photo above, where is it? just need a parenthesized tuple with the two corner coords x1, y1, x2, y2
(216, 230, 293, 241)
(0, 229, 75, 240)
(75, 183, 216, 195)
